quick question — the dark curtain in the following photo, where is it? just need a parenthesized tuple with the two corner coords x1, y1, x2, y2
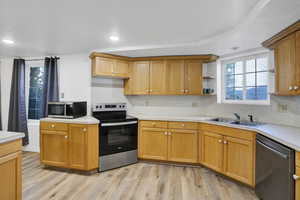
(42, 57, 59, 117)
(8, 59, 28, 145)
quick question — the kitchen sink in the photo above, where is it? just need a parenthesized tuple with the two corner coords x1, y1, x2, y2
(209, 118, 262, 127)
(210, 118, 234, 123)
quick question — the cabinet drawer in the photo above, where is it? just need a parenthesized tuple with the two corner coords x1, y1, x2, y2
(140, 120, 168, 128)
(200, 123, 255, 141)
(168, 121, 198, 130)
(0, 139, 22, 157)
(296, 152, 300, 167)
(40, 122, 68, 131)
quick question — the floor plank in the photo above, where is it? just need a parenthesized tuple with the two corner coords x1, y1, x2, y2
(22, 152, 258, 200)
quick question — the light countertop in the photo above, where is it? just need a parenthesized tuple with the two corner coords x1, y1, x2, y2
(0, 131, 25, 144)
(40, 116, 99, 124)
(133, 114, 300, 152)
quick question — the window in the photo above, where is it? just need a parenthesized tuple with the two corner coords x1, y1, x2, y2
(222, 54, 269, 104)
(26, 62, 45, 120)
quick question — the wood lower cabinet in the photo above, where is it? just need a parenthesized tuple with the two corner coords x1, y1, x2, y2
(168, 129, 198, 163)
(138, 127, 168, 160)
(0, 139, 22, 200)
(201, 131, 224, 172)
(40, 130, 69, 167)
(223, 136, 254, 185)
(296, 166, 300, 200)
(40, 122, 99, 171)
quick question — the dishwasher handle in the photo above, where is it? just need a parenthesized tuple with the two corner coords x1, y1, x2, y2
(257, 140, 288, 159)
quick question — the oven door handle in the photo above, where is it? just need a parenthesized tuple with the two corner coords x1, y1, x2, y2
(101, 121, 138, 127)
(257, 140, 288, 159)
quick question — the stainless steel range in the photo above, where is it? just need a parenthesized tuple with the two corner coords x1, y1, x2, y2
(92, 103, 138, 172)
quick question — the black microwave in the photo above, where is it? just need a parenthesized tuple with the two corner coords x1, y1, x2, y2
(48, 101, 87, 119)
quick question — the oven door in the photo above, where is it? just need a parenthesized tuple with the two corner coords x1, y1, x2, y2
(100, 121, 138, 156)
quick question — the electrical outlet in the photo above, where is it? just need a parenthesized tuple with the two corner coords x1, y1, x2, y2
(60, 92, 65, 99)
(192, 102, 198, 107)
(277, 104, 288, 112)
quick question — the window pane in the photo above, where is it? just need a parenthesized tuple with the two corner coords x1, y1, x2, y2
(235, 61, 243, 74)
(28, 66, 45, 120)
(246, 73, 256, 87)
(246, 87, 257, 100)
(226, 63, 235, 74)
(226, 75, 234, 87)
(225, 87, 243, 100)
(234, 75, 243, 87)
(257, 72, 268, 86)
(256, 86, 268, 100)
(246, 59, 255, 72)
(257, 57, 268, 71)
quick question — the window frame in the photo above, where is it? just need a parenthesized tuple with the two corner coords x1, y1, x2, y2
(221, 53, 270, 105)
(25, 60, 45, 123)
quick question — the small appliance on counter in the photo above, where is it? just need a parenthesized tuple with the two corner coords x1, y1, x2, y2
(48, 101, 87, 119)
(92, 103, 138, 172)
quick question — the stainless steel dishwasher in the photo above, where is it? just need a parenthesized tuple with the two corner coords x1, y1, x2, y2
(255, 134, 295, 200)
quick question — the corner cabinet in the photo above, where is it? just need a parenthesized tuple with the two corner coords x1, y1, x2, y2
(40, 121, 99, 171)
(262, 20, 300, 96)
(0, 139, 22, 200)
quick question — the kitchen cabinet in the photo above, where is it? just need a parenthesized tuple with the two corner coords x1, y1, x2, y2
(168, 129, 198, 163)
(139, 121, 198, 163)
(91, 57, 129, 78)
(295, 152, 300, 200)
(166, 60, 185, 95)
(149, 60, 167, 94)
(138, 127, 168, 160)
(201, 131, 224, 172)
(0, 139, 22, 200)
(200, 123, 255, 186)
(40, 122, 99, 171)
(185, 60, 203, 95)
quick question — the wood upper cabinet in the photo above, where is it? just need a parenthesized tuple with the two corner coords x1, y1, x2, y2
(91, 57, 129, 78)
(223, 136, 254, 185)
(68, 124, 88, 170)
(166, 60, 185, 95)
(274, 33, 297, 95)
(168, 129, 198, 163)
(40, 130, 69, 167)
(185, 60, 203, 95)
(149, 60, 167, 94)
(296, 31, 300, 95)
(40, 122, 99, 171)
(129, 61, 150, 95)
(201, 131, 224, 172)
(0, 140, 22, 200)
(138, 127, 168, 160)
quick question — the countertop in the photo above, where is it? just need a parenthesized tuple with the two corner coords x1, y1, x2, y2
(40, 116, 100, 124)
(0, 131, 25, 144)
(133, 114, 300, 152)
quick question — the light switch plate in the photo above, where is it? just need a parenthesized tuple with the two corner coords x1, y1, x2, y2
(277, 104, 288, 112)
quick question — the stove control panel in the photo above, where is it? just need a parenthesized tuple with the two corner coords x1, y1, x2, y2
(93, 103, 127, 112)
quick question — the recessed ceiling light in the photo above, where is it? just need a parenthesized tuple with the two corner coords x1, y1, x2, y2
(109, 36, 119, 42)
(2, 39, 15, 45)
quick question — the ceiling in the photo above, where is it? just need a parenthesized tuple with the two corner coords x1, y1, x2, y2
(0, 0, 299, 58)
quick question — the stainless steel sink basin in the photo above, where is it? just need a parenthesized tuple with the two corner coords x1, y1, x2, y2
(210, 118, 233, 123)
(230, 121, 261, 126)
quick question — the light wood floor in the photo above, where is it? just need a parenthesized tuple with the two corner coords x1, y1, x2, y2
(22, 152, 258, 200)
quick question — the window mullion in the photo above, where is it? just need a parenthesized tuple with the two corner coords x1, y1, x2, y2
(243, 60, 246, 100)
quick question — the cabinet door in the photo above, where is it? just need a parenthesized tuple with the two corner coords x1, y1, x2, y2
(139, 127, 168, 160)
(296, 31, 300, 94)
(114, 60, 129, 77)
(201, 131, 223, 172)
(274, 33, 296, 95)
(40, 130, 69, 167)
(296, 166, 300, 200)
(149, 60, 167, 94)
(92, 57, 114, 76)
(223, 136, 254, 185)
(0, 152, 21, 200)
(185, 60, 203, 95)
(130, 61, 150, 95)
(69, 124, 87, 170)
(168, 129, 198, 163)
(166, 60, 185, 95)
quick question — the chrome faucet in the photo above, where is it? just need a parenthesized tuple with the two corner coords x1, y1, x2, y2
(248, 115, 254, 122)
(233, 113, 241, 122)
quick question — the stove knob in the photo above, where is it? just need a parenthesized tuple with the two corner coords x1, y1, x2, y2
(96, 106, 99, 109)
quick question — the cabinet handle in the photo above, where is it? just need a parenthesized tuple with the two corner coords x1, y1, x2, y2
(168, 132, 172, 136)
(150, 89, 153, 92)
(83, 128, 87, 132)
(218, 139, 222, 143)
(51, 124, 55, 128)
(164, 132, 168, 135)
(293, 174, 300, 180)
(294, 86, 299, 91)
(223, 140, 227, 144)
(182, 124, 185, 127)
(185, 89, 189, 93)
(289, 86, 293, 91)
(152, 122, 156, 126)
(64, 136, 68, 139)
